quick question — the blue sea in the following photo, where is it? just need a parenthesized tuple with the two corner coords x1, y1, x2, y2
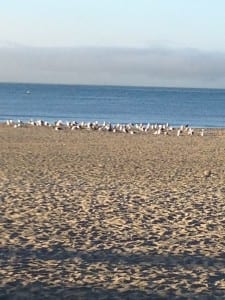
(1, 82, 225, 128)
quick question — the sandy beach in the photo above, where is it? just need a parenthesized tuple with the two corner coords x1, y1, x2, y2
(1, 125, 225, 299)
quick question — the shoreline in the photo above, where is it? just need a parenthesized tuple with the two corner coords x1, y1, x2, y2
(1, 127, 225, 298)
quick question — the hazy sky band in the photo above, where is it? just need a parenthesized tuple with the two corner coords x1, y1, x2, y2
(1, 0, 225, 87)
(1, 46, 225, 88)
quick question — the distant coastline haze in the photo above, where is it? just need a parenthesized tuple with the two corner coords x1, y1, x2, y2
(1, 0, 225, 88)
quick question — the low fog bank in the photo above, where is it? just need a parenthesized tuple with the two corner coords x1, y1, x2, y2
(0, 45, 225, 88)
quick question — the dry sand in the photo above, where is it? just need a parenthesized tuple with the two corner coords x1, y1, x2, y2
(1, 126, 225, 299)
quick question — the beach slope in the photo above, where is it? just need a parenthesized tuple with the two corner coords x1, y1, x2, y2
(1, 127, 225, 299)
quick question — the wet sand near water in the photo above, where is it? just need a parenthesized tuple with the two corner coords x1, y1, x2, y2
(1, 126, 225, 299)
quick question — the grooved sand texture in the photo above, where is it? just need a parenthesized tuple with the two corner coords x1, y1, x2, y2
(1, 126, 225, 299)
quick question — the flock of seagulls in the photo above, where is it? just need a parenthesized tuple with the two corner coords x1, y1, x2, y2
(5, 119, 205, 136)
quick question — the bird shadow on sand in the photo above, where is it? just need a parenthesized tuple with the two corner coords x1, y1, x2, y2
(1, 244, 225, 299)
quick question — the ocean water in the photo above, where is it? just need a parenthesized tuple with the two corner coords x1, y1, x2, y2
(0, 82, 225, 128)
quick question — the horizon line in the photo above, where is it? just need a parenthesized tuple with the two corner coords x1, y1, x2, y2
(1, 80, 225, 91)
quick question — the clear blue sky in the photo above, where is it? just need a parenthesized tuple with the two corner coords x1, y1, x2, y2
(1, 0, 225, 50)
(1, 0, 225, 88)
